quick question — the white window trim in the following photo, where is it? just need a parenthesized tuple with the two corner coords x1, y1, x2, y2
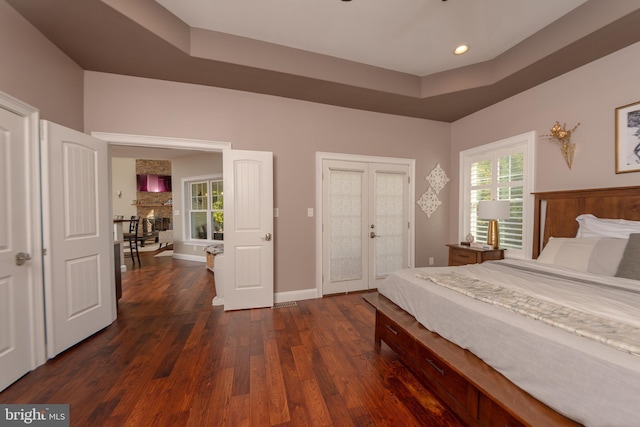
(458, 131, 536, 259)
(183, 173, 223, 245)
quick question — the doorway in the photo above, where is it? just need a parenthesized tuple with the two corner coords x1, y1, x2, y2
(97, 133, 276, 311)
(316, 153, 415, 296)
(96, 132, 230, 266)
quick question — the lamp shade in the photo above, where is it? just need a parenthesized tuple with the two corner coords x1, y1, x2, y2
(477, 200, 510, 220)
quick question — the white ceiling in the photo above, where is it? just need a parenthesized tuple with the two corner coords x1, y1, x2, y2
(156, 0, 588, 76)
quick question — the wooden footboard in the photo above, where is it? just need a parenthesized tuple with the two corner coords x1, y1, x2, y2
(364, 292, 582, 427)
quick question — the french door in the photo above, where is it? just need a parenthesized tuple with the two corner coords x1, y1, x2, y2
(321, 159, 411, 295)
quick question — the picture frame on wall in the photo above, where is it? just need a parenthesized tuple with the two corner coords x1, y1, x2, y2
(615, 100, 640, 173)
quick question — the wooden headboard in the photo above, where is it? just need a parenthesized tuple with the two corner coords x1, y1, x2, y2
(532, 186, 640, 258)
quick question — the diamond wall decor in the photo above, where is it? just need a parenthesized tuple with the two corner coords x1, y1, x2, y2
(425, 163, 450, 194)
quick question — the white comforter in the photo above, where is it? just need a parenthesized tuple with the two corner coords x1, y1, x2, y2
(377, 259, 640, 427)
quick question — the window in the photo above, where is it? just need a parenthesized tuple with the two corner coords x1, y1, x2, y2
(210, 180, 224, 239)
(188, 177, 223, 241)
(459, 132, 535, 259)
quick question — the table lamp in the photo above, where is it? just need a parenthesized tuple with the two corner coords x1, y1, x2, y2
(477, 200, 510, 249)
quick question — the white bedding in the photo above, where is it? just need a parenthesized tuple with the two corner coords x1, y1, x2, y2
(377, 259, 640, 427)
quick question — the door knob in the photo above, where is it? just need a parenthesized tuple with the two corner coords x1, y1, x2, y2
(16, 252, 32, 266)
(264, 233, 272, 241)
(370, 231, 378, 238)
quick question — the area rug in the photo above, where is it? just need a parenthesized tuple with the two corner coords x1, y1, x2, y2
(123, 243, 161, 253)
(154, 250, 174, 258)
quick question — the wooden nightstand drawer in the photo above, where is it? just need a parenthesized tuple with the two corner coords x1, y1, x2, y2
(449, 249, 477, 265)
(447, 244, 505, 266)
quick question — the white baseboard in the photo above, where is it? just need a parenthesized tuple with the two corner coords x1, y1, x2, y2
(274, 288, 318, 304)
(172, 253, 206, 263)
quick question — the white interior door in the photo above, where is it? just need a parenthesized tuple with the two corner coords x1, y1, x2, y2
(322, 159, 410, 295)
(0, 102, 42, 391)
(223, 149, 274, 311)
(41, 120, 116, 358)
(369, 164, 411, 285)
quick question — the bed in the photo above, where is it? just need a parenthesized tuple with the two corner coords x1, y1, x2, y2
(365, 186, 640, 427)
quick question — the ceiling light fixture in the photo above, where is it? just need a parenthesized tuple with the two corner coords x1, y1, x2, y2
(454, 45, 469, 55)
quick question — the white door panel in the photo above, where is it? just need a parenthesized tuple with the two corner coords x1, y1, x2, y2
(223, 150, 274, 311)
(322, 161, 369, 294)
(370, 164, 410, 285)
(0, 106, 36, 391)
(41, 121, 115, 358)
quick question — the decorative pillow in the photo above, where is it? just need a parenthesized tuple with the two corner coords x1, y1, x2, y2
(615, 234, 640, 280)
(576, 214, 640, 239)
(537, 237, 628, 276)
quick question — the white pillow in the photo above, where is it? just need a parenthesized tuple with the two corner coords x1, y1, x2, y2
(537, 237, 628, 276)
(576, 214, 640, 239)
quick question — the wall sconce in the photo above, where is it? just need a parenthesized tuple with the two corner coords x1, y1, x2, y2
(478, 200, 510, 249)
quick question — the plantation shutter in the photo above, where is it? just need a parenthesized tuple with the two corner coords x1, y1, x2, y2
(468, 150, 524, 251)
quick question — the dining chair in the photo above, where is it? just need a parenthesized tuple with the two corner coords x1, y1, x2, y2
(123, 216, 141, 266)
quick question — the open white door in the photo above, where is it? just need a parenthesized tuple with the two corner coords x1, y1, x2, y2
(41, 121, 116, 358)
(223, 150, 274, 311)
(0, 98, 43, 391)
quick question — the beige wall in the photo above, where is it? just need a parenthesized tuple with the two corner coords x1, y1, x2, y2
(0, 1, 84, 130)
(449, 41, 640, 244)
(111, 157, 137, 219)
(83, 72, 451, 293)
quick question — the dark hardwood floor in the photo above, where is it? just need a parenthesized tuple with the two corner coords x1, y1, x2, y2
(1, 249, 464, 426)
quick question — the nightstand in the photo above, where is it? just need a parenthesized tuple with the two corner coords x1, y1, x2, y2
(446, 244, 505, 266)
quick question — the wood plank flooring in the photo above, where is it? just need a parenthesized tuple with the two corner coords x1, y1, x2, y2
(0, 249, 464, 426)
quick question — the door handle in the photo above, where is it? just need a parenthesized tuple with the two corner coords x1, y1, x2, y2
(16, 252, 32, 266)
(370, 231, 378, 238)
(264, 233, 272, 241)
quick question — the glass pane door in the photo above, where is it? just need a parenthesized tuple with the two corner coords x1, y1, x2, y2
(372, 168, 408, 278)
(322, 161, 369, 295)
(329, 169, 364, 282)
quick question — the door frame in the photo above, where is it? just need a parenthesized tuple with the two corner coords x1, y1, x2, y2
(0, 91, 46, 369)
(315, 152, 415, 297)
(93, 132, 232, 153)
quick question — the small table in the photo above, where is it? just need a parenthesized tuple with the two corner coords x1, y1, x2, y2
(446, 244, 505, 266)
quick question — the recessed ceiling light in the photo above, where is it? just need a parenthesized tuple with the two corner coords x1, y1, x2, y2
(454, 45, 469, 55)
